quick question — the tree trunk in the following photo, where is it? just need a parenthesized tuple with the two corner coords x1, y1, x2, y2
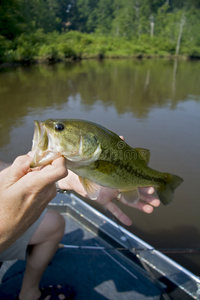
(175, 15, 186, 56)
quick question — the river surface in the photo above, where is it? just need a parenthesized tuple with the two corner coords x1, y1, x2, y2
(0, 59, 199, 276)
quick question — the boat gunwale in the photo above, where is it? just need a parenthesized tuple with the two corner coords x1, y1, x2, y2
(49, 192, 200, 300)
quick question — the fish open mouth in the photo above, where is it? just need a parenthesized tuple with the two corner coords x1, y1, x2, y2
(31, 120, 60, 167)
(32, 121, 46, 151)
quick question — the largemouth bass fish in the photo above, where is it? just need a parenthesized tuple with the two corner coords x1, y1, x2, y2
(31, 119, 183, 205)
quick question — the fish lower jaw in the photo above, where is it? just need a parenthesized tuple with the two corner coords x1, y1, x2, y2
(31, 151, 61, 167)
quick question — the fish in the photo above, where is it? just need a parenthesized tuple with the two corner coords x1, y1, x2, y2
(31, 119, 183, 205)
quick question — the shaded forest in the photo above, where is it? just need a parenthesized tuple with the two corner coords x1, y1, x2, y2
(0, 0, 200, 63)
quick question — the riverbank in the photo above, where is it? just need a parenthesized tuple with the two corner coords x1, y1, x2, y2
(1, 31, 200, 68)
(0, 54, 198, 71)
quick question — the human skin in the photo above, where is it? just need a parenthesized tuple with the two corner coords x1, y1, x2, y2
(58, 169, 160, 226)
(0, 154, 68, 252)
(0, 151, 160, 252)
(0, 153, 160, 300)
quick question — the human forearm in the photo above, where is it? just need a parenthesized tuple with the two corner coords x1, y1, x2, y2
(0, 154, 68, 253)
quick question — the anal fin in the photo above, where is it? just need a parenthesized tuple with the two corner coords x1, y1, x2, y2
(121, 188, 140, 204)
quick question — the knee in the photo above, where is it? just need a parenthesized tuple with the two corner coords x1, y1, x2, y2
(48, 210, 65, 241)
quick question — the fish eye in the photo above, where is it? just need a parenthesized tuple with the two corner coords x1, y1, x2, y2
(55, 123, 65, 131)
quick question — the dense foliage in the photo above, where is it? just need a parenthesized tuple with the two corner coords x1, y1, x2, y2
(0, 0, 200, 63)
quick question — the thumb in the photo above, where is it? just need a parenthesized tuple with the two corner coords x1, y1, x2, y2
(5, 154, 32, 187)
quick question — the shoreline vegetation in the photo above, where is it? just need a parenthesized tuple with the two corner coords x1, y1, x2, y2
(0, 30, 199, 69)
(0, 1, 200, 67)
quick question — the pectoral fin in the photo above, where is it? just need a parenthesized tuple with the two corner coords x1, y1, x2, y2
(79, 176, 101, 200)
(121, 188, 140, 204)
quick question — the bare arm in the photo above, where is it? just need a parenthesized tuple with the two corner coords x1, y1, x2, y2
(0, 154, 68, 252)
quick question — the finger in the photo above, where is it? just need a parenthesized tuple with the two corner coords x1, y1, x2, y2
(119, 191, 160, 213)
(35, 157, 68, 186)
(138, 186, 155, 194)
(27, 150, 35, 158)
(104, 201, 132, 226)
(139, 188, 160, 207)
(120, 196, 155, 213)
(58, 170, 88, 197)
(3, 154, 32, 187)
(97, 187, 119, 205)
(133, 201, 155, 213)
(139, 193, 160, 207)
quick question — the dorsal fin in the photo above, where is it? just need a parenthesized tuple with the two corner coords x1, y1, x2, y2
(134, 148, 150, 165)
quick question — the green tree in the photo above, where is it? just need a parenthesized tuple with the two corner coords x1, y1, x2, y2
(76, 0, 98, 32)
(112, 0, 137, 38)
(0, 0, 24, 39)
(0, 0, 200, 62)
(26, 0, 61, 32)
(95, 0, 113, 34)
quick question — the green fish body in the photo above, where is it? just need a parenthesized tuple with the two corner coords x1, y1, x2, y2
(31, 119, 183, 205)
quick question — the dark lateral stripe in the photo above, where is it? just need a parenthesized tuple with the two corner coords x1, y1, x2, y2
(101, 148, 165, 184)
(116, 160, 163, 183)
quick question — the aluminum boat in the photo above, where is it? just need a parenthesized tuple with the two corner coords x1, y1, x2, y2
(0, 192, 200, 299)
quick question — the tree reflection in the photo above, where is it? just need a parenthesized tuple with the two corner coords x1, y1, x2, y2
(0, 59, 200, 149)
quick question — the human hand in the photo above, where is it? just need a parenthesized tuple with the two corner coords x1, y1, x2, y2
(0, 153, 68, 251)
(94, 135, 160, 225)
(58, 171, 160, 226)
(95, 186, 160, 226)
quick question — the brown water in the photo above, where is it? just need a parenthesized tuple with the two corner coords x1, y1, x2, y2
(0, 59, 200, 276)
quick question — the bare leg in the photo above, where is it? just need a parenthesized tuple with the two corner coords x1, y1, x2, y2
(19, 210, 65, 300)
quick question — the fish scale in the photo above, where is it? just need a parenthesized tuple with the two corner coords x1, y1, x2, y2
(31, 119, 183, 205)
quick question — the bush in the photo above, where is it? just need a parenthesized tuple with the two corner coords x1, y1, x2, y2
(187, 47, 200, 59)
(59, 44, 77, 60)
(65, 31, 83, 43)
(15, 43, 36, 64)
(97, 46, 106, 59)
(12, 32, 46, 63)
(0, 36, 10, 62)
(1, 30, 198, 64)
(39, 45, 60, 63)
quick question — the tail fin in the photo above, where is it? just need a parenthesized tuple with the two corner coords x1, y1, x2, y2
(157, 173, 183, 206)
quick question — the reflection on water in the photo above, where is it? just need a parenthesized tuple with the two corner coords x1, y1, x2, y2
(0, 59, 200, 275)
